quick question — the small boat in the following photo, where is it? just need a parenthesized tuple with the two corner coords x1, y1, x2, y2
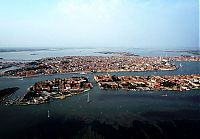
(161, 94, 168, 97)
(30, 53, 37, 55)
(87, 92, 90, 103)
(19, 77, 23, 80)
(80, 72, 87, 75)
(84, 88, 90, 92)
(179, 63, 182, 67)
(48, 110, 50, 118)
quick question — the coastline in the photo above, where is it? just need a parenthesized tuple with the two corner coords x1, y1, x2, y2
(5, 77, 93, 106)
(2, 67, 178, 78)
(94, 74, 200, 92)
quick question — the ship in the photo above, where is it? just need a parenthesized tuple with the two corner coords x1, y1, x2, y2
(87, 92, 90, 103)
(161, 94, 168, 97)
(19, 77, 24, 80)
(80, 72, 87, 75)
(48, 110, 50, 118)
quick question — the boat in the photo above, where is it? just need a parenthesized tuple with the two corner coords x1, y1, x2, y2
(179, 63, 182, 67)
(84, 88, 90, 92)
(19, 77, 23, 80)
(80, 72, 87, 75)
(161, 94, 168, 97)
(87, 92, 90, 103)
(48, 110, 50, 118)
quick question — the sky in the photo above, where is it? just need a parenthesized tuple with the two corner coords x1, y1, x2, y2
(0, 0, 199, 49)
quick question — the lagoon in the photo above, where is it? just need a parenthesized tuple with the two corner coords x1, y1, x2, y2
(0, 49, 200, 138)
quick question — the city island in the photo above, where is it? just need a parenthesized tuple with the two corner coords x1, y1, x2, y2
(94, 74, 200, 91)
(5, 77, 93, 105)
(2, 55, 200, 77)
(3, 74, 200, 105)
(1, 55, 200, 105)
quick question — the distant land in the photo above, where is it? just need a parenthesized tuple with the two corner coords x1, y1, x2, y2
(95, 51, 139, 56)
(161, 50, 200, 55)
(0, 47, 199, 55)
(0, 47, 96, 53)
(0, 48, 48, 52)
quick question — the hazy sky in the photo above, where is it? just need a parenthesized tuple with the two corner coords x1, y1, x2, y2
(0, 0, 199, 49)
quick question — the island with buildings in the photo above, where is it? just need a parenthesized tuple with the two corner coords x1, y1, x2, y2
(1, 54, 200, 105)
(94, 74, 200, 91)
(2, 54, 200, 78)
(6, 77, 93, 105)
(3, 56, 183, 77)
(162, 50, 200, 56)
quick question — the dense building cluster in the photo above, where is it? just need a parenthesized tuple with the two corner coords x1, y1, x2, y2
(94, 74, 200, 91)
(166, 56, 200, 62)
(2, 54, 200, 105)
(20, 77, 93, 105)
(4, 56, 180, 77)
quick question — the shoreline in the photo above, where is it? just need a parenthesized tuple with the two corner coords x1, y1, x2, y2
(94, 74, 200, 92)
(4, 77, 93, 106)
(6, 88, 91, 106)
(1, 67, 178, 78)
(4, 55, 195, 77)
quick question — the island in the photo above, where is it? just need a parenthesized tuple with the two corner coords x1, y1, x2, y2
(3, 56, 182, 77)
(6, 77, 93, 105)
(95, 51, 139, 56)
(2, 54, 200, 78)
(0, 48, 48, 52)
(0, 87, 19, 102)
(30, 53, 38, 55)
(162, 50, 200, 56)
(94, 74, 200, 91)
